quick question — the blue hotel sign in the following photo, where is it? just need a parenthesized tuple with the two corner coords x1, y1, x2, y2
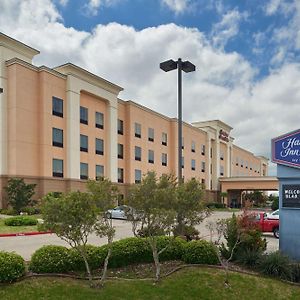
(272, 129, 300, 169)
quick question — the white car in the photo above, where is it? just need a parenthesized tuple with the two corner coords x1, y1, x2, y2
(105, 205, 134, 220)
(267, 209, 279, 220)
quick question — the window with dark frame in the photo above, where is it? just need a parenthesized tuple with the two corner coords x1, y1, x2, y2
(135, 169, 142, 184)
(95, 138, 104, 155)
(135, 146, 141, 161)
(118, 143, 124, 159)
(80, 106, 88, 125)
(162, 132, 167, 146)
(135, 122, 141, 138)
(162, 153, 167, 166)
(201, 144, 205, 155)
(182, 137, 184, 149)
(96, 165, 104, 180)
(220, 165, 224, 176)
(95, 112, 104, 129)
(191, 141, 196, 153)
(53, 158, 63, 177)
(191, 159, 196, 171)
(52, 97, 63, 117)
(80, 163, 88, 180)
(80, 134, 88, 152)
(148, 150, 154, 164)
(148, 128, 154, 142)
(52, 128, 63, 148)
(201, 161, 205, 172)
(220, 151, 224, 160)
(118, 119, 124, 135)
(182, 156, 184, 168)
(118, 168, 124, 183)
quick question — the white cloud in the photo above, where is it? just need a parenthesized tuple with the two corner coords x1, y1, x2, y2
(264, 0, 281, 16)
(83, 0, 121, 16)
(211, 9, 247, 48)
(58, 0, 68, 6)
(161, 0, 191, 14)
(1, 0, 300, 175)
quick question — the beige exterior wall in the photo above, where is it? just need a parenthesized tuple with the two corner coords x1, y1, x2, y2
(0, 32, 270, 207)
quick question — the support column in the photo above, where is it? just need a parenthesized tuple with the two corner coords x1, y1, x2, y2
(226, 143, 232, 177)
(108, 103, 118, 183)
(207, 134, 212, 190)
(66, 89, 80, 179)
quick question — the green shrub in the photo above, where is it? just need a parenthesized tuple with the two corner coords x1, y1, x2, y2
(291, 263, 300, 283)
(0, 251, 25, 283)
(21, 206, 41, 215)
(182, 240, 219, 265)
(69, 245, 107, 271)
(4, 216, 38, 226)
(207, 202, 225, 209)
(107, 237, 152, 268)
(29, 245, 72, 274)
(237, 249, 263, 267)
(0, 208, 17, 215)
(259, 251, 292, 280)
(156, 236, 186, 261)
(271, 197, 279, 211)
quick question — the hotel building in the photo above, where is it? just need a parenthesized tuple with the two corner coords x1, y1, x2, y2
(0, 33, 268, 208)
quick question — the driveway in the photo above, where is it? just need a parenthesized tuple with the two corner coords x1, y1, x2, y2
(0, 211, 279, 260)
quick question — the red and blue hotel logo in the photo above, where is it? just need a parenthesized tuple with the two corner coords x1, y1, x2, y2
(272, 129, 300, 169)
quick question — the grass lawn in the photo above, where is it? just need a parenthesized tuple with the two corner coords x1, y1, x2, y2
(0, 218, 38, 234)
(1, 267, 300, 300)
(211, 208, 241, 212)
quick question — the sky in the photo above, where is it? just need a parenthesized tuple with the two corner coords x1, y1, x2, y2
(1, 0, 300, 175)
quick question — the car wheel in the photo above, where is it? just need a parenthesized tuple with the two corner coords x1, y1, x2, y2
(273, 227, 279, 239)
(105, 212, 112, 219)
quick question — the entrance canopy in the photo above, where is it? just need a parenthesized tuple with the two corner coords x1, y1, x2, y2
(219, 176, 278, 207)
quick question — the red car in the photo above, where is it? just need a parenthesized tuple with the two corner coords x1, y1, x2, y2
(254, 212, 280, 239)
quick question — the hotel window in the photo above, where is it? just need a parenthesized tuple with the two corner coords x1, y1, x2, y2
(201, 161, 205, 172)
(95, 138, 104, 155)
(52, 97, 63, 117)
(52, 128, 63, 148)
(118, 119, 124, 135)
(236, 157, 239, 166)
(80, 135, 88, 152)
(182, 137, 184, 149)
(250, 163, 252, 170)
(162, 153, 167, 166)
(241, 159, 244, 167)
(148, 150, 154, 164)
(80, 163, 88, 180)
(220, 165, 224, 176)
(201, 179, 205, 185)
(118, 168, 124, 183)
(191, 141, 196, 153)
(162, 132, 167, 146)
(245, 161, 248, 169)
(96, 165, 104, 180)
(53, 159, 63, 178)
(182, 157, 184, 169)
(210, 148, 213, 158)
(135, 146, 141, 161)
(191, 159, 196, 171)
(148, 128, 154, 142)
(80, 106, 88, 125)
(135, 122, 141, 138)
(201, 144, 205, 155)
(118, 144, 123, 159)
(95, 112, 104, 129)
(220, 151, 224, 160)
(135, 169, 142, 183)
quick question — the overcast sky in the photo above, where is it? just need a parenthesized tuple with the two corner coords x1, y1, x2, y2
(1, 0, 300, 175)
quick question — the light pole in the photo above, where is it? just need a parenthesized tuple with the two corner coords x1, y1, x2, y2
(160, 58, 195, 183)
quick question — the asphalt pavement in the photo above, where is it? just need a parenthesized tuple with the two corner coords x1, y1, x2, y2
(0, 211, 279, 260)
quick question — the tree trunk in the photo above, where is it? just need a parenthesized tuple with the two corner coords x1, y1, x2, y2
(78, 247, 92, 284)
(100, 237, 112, 285)
(149, 237, 161, 282)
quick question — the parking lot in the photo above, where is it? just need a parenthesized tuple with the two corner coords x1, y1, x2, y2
(0, 211, 279, 260)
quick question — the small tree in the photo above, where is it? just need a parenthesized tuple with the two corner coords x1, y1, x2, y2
(41, 191, 98, 284)
(220, 192, 228, 206)
(128, 172, 177, 282)
(87, 178, 118, 285)
(5, 178, 36, 214)
(173, 178, 209, 240)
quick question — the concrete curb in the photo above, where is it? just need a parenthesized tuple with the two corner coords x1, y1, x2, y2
(0, 231, 52, 238)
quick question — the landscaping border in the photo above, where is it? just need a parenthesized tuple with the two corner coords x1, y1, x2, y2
(0, 231, 52, 238)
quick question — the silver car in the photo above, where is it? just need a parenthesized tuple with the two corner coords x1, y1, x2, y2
(105, 205, 134, 220)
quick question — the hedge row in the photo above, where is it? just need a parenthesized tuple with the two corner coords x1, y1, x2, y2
(28, 237, 219, 274)
(4, 216, 38, 226)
